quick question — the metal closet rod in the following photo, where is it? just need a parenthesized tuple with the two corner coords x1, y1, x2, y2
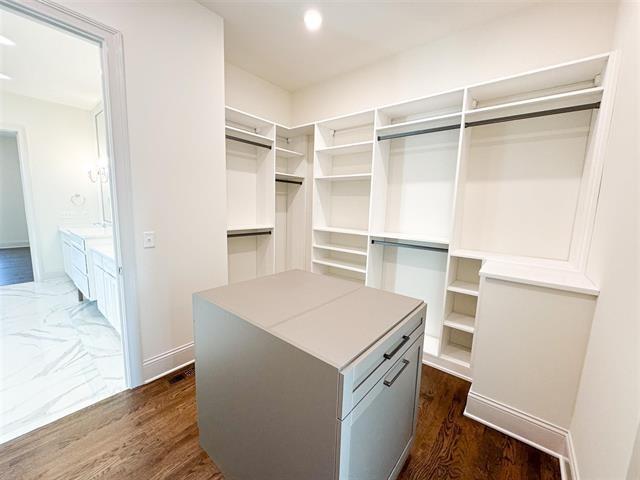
(227, 230, 272, 239)
(371, 239, 448, 253)
(276, 178, 303, 185)
(226, 134, 272, 150)
(376, 101, 601, 141)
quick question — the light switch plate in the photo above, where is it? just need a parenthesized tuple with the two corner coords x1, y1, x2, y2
(143, 231, 155, 249)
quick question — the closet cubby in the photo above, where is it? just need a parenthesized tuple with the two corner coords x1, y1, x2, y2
(313, 230, 368, 257)
(447, 256, 481, 296)
(367, 239, 448, 357)
(315, 110, 374, 149)
(440, 327, 473, 367)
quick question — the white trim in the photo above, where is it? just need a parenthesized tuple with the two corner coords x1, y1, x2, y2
(144, 360, 195, 385)
(0, 242, 29, 249)
(464, 389, 568, 456)
(422, 353, 472, 383)
(142, 342, 195, 383)
(565, 431, 580, 480)
(4, 0, 143, 388)
(0, 126, 41, 281)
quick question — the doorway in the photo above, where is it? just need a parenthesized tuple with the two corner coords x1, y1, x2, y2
(0, 2, 139, 444)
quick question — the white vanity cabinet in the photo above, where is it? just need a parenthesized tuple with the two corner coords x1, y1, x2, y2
(59, 227, 112, 300)
(90, 244, 121, 335)
(194, 270, 426, 480)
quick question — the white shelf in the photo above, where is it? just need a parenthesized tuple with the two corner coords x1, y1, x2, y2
(315, 141, 373, 156)
(276, 147, 304, 159)
(370, 232, 449, 248)
(313, 226, 369, 237)
(315, 173, 372, 182)
(225, 126, 274, 146)
(464, 86, 604, 124)
(312, 258, 366, 274)
(313, 243, 367, 257)
(276, 172, 304, 183)
(447, 280, 479, 297)
(440, 343, 471, 367)
(227, 225, 274, 235)
(443, 312, 475, 334)
(376, 112, 462, 138)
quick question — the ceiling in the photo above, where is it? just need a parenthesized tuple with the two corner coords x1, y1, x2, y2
(199, 1, 530, 92)
(0, 8, 102, 110)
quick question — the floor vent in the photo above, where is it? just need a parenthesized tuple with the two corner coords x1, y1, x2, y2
(168, 365, 195, 384)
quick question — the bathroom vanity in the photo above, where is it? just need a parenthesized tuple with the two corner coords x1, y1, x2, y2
(59, 226, 112, 301)
(193, 270, 426, 480)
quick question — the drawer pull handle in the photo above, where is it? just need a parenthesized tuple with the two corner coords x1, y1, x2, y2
(383, 335, 410, 360)
(384, 359, 410, 387)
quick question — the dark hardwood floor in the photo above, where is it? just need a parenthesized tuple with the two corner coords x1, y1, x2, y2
(0, 365, 560, 480)
(0, 247, 34, 286)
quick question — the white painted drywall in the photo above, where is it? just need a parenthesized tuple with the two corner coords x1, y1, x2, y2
(569, 2, 640, 479)
(0, 133, 29, 248)
(225, 62, 292, 125)
(290, 3, 617, 125)
(0, 92, 101, 277)
(58, 0, 228, 381)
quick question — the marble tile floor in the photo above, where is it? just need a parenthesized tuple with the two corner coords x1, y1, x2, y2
(0, 276, 125, 444)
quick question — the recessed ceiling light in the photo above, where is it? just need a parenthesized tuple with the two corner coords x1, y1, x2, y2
(0, 35, 15, 46)
(304, 9, 322, 32)
(0, 73, 11, 80)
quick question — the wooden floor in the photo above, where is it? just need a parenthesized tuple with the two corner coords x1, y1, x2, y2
(0, 247, 34, 286)
(0, 365, 560, 480)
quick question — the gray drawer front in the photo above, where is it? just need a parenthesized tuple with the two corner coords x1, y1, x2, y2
(339, 304, 425, 419)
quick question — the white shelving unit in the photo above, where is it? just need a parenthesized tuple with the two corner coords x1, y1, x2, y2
(230, 53, 613, 383)
(225, 107, 313, 283)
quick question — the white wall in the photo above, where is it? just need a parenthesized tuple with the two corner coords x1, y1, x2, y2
(59, 0, 228, 381)
(290, 3, 617, 124)
(225, 62, 292, 125)
(0, 133, 29, 248)
(569, 2, 640, 479)
(0, 92, 101, 277)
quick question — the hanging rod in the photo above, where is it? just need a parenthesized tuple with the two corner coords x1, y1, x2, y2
(377, 123, 461, 141)
(465, 101, 601, 128)
(376, 101, 600, 142)
(227, 230, 272, 238)
(225, 134, 272, 150)
(276, 178, 303, 185)
(371, 239, 448, 253)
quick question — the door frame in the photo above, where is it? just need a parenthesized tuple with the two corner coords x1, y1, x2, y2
(1, 0, 143, 387)
(0, 127, 40, 281)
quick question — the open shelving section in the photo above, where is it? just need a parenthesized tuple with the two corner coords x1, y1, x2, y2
(225, 107, 314, 283)
(311, 111, 375, 284)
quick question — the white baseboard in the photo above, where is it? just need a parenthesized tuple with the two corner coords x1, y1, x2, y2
(142, 342, 194, 383)
(0, 242, 29, 249)
(464, 389, 569, 457)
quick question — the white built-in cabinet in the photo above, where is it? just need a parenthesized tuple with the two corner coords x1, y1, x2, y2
(225, 108, 313, 284)
(225, 53, 612, 381)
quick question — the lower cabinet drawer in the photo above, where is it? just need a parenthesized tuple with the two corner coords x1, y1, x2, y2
(338, 336, 423, 480)
(70, 266, 89, 298)
(69, 243, 88, 274)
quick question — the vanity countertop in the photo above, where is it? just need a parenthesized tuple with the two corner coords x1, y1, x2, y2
(59, 225, 113, 240)
(89, 242, 115, 260)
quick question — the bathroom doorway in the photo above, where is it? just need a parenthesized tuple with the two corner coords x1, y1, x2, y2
(0, 1, 139, 444)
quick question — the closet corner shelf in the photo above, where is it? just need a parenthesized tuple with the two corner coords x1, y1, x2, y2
(313, 226, 369, 237)
(275, 147, 304, 158)
(225, 126, 274, 146)
(447, 280, 480, 297)
(443, 312, 475, 334)
(440, 344, 472, 368)
(313, 243, 367, 257)
(276, 172, 304, 183)
(370, 232, 449, 248)
(315, 141, 373, 156)
(312, 258, 366, 274)
(464, 86, 604, 123)
(315, 173, 372, 182)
